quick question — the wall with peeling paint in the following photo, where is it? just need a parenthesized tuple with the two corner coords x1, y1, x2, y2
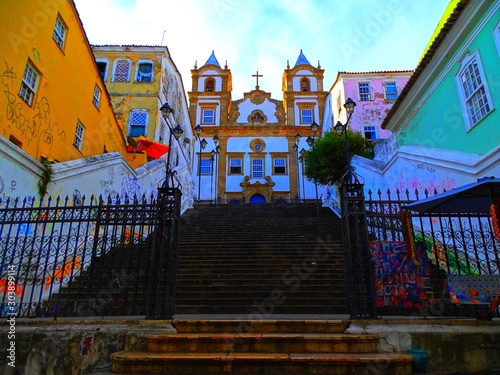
(92, 46, 163, 141)
(326, 71, 412, 140)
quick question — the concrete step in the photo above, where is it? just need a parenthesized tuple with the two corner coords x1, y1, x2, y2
(144, 332, 380, 353)
(111, 351, 413, 374)
(171, 319, 350, 333)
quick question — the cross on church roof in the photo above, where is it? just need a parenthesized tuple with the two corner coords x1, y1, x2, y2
(252, 71, 263, 90)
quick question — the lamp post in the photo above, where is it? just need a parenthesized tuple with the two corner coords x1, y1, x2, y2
(160, 103, 184, 188)
(307, 121, 320, 218)
(194, 124, 207, 209)
(213, 135, 220, 206)
(292, 133, 301, 203)
(210, 150, 215, 204)
(299, 147, 306, 203)
(333, 98, 357, 183)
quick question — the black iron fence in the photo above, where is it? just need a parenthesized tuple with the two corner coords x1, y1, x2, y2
(365, 188, 500, 319)
(0, 187, 181, 319)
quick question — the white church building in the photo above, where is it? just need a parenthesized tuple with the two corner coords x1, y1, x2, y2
(188, 50, 329, 204)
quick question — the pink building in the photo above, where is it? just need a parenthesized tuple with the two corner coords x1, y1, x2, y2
(325, 71, 413, 139)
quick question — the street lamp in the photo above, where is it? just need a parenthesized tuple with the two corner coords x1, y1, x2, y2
(334, 98, 357, 183)
(307, 121, 320, 218)
(299, 147, 306, 203)
(292, 133, 301, 203)
(299, 148, 307, 203)
(213, 135, 220, 206)
(210, 149, 215, 204)
(160, 103, 184, 188)
(194, 124, 207, 209)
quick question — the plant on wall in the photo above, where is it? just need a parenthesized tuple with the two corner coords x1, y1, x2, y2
(37, 158, 54, 200)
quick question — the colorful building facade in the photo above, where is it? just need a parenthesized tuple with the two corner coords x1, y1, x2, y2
(325, 71, 412, 140)
(351, 0, 500, 195)
(188, 51, 327, 203)
(92, 45, 195, 205)
(0, 0, 126, 164)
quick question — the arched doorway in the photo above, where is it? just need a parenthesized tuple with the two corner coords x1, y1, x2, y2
(249, 194, 266, 204)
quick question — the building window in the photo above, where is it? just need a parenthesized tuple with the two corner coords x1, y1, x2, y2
(336, 92, 342, 116)
(52, 16, 67, 49)
(300, 77, 310, 92)
(384, 82, 397, 100)
(112, 59, 131, 82)
(9, 135, 23, 149)
(494, 20, 500, 57)
(300, 109, 313, 124)
(200, 159, 212, 175)
(74, 122, 85, 151)
(129, 109, 148, 137)
(19, 61, 40, 106)
(251, 158, 264, 178)
(229, 158, 242, 175)
(358, 82, 372, 101)
(362, 125, 378, 140)
(92, 84, 101, 108)
(205, 78, 215, 92)
(455, 51, 493, 130)
(273, 157, 287, 175)
(136, 61, 154, 82)
(96, 59, 109, 81)
(202, 109, 215, 124)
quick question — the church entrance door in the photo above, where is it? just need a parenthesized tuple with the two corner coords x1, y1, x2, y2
(249, 194, 266, 204)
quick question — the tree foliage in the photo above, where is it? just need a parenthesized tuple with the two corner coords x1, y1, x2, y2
(303, 130, 374, 186)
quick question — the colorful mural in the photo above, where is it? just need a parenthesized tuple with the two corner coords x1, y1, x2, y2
(371, 241, 434, 309)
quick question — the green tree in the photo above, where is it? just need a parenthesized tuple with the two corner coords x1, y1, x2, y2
(303, 130, 374, 186)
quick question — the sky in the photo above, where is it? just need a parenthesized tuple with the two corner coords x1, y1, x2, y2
(73, 0, 452, 98)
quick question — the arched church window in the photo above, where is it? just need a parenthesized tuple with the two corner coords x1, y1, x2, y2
(300, 77, 310, 92)
(205, 78, 215, 92)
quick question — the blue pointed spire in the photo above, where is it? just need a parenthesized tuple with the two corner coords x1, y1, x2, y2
(204, 50, 221, 67)
(294, 49, 311, 67)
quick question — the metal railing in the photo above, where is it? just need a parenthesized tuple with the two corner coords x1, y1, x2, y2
(364, 188, 500, 318)
(0, 188, 181, 319)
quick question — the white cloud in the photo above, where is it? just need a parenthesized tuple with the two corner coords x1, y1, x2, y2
(75, 0, 450, 98)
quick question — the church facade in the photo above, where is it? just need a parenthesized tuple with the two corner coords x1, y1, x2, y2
(188, 51, 328, 204)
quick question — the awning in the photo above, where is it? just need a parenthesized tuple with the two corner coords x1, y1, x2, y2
(126, 136, 169, 160)
(403, 178, 500, 215)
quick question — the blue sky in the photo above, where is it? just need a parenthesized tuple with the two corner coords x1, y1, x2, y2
(74, 0, 451, 98)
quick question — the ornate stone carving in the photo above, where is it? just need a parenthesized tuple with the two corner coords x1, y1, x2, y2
(249, 138, 266, 152)
(250, 92, 266, 105)
(228, 102, 240, 125)
(247, 110, 267, 126)
(240, 175, 275, 203)
(274, 104, 286, 125)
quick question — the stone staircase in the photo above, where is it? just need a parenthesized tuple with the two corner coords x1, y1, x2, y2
(109, 203, 414, 374)
(111, 319, 413, 374)
(174, 203, 346, 315)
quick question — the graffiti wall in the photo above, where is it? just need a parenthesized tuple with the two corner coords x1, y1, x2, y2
(0, 135, 194, 211)
(350, 144, 500, 200)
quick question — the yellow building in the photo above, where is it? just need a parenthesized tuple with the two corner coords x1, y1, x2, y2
(91, 46, 168, 142)
(0, 0, 127, 163)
